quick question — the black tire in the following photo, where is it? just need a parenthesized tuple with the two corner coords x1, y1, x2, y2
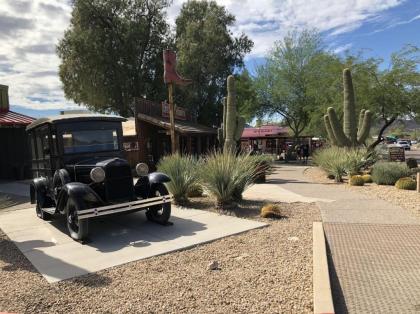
(35, 197, 52, 220)
(146, 184, 171, 224)
(65, 197, 89, 241)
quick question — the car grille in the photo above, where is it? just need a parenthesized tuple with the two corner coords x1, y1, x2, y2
(105, 164, 134, 202)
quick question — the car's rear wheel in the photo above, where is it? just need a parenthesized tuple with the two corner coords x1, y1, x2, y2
(146, 183, 171, 224)
(65, 197, 89, 241)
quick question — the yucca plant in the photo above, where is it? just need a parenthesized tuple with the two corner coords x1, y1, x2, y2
(198, 150, 268, 210)
(156, 154, 199, 205)
(313, 146, 375, 182)
(313, 147, 348, 182)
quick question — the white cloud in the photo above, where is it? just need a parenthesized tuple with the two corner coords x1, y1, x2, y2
(0, 0, 406, 111)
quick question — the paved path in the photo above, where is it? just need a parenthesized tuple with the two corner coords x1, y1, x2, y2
(264, 165, 420, 314)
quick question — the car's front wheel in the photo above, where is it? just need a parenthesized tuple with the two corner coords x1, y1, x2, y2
(35, 194, 52, 221)
(65, 197, 89, 241)
(146, 183, 171, 224)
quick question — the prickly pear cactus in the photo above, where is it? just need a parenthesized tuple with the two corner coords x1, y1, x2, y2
(324, 68, 372, 147)
(217, 75, 245, 151)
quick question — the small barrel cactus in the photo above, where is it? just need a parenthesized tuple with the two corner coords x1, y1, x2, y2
(361, 174, 373, 183)
(218, 75, 245, 151)
(349, 175, 365, 186)
(324, 68, 372, 147)
(260, 203, 282, 218)
(406, 158, 418, 169)
(395, 177, 417, 190)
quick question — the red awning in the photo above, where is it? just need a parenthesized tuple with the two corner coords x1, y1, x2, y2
(0, 110, 35, 126)
(241, 125, 288, 138)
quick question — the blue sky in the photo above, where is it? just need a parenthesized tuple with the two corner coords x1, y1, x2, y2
(0, 0, 419, 118)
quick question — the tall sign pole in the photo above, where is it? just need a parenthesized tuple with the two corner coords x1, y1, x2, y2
(163, 50, 192, 154)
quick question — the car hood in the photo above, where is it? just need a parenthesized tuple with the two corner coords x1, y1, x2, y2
(73, 157, 129, 168)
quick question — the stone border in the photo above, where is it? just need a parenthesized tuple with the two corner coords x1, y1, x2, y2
(313, 222, 335, 314)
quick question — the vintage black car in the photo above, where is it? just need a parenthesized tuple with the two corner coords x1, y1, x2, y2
(26, 114, 172, 241)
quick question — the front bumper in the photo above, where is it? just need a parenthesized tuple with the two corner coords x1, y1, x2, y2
(77, 195, 173, 220)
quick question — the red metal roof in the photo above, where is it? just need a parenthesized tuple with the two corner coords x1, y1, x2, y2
(241, 125, 289, 138)
(0, 110, 35, 126)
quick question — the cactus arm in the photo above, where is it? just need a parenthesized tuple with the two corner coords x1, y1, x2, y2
(222, 97, 227, 141)
(324, 114, 338, 146)
(217, 127, 224, 146)
(357, 110, 372, 145)
(224, 75, 237, 152)
(327, 107, 351, 147)
(234, 116, 246, 141)
(357, 109, 365, 138)
(343, 68, 357, 145)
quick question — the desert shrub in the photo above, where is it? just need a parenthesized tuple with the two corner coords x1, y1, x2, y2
(361, 174, 373, 183)
(187, 184, 203, 197)
(371, 162, 411, 185)
(406, 158, 418, 169)
(349, 175, 365, 186)
(199, 151, 268, 209)
(260, 203, 282, 218)
(313, 147, 373, 182)
(395, 177, 417, 190)
(157, 154, 198, 205)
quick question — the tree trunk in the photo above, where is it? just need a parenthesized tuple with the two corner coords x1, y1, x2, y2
(368, 116, 396, 150)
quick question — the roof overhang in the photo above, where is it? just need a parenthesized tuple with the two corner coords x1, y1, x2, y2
(137, 113, 216, 134)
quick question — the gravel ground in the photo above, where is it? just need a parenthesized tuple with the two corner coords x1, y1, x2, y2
(305, 167, 420, 216)
(0, 201, 320, 314)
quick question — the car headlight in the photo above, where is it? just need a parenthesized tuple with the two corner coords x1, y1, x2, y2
(90, 167, 105, 183)
(136, 163, 149, 176)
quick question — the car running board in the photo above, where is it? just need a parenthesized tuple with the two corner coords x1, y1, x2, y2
(42, 207, 56, 215)
(77, 195, 173, 220)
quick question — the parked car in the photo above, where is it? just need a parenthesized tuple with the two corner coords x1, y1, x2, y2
(26, 114, 172, 241)
(410, 140, 418, 145)
(397, 140, 411, 150)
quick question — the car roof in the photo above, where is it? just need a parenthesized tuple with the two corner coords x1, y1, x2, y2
(26, 114, 127, 131)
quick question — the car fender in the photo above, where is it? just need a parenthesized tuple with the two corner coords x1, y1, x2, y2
(148, 172, 171, 184)
(30, 177, 48, 205)
(56, 182, 104, 214)
(53, 169, 71, 187)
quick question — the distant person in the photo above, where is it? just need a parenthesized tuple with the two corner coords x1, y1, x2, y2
(295, 144, 302, 161)
(303, 144, 310, 164)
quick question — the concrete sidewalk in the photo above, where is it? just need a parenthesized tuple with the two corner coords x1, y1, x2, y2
(266, 165, 420, 313)
(0, 207, 266, 283)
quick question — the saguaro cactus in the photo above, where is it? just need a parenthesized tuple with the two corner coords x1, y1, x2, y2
(218, 75, 245, 151)
(324, 68, 372, 147)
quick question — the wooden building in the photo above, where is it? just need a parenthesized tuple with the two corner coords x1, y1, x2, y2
(126, 98, 217, 167)
(240, 125, 313, 155)
(0, 85, 35, 179)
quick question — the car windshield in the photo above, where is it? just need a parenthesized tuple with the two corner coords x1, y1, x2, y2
(399, 141, 408, 144)
(62, 129, 119, 154)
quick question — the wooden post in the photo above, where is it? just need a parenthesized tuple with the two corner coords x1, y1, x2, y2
(417, 172, 420, 193)
(168, 83, 177, 154)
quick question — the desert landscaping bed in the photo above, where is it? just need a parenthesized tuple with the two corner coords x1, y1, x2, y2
(0, 202, 320, 313)
(305, 167, 420, 216)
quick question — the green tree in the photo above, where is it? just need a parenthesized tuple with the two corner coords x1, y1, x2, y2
(174, 0, 253, 125)
(57, 0, 171, 116)
(254, 30, 331, 137)
(356, 45, 420, 148)
(235, 69, 258, 122)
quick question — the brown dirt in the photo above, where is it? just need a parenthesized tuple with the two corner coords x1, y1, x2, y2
(0, 201, 320, 314)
